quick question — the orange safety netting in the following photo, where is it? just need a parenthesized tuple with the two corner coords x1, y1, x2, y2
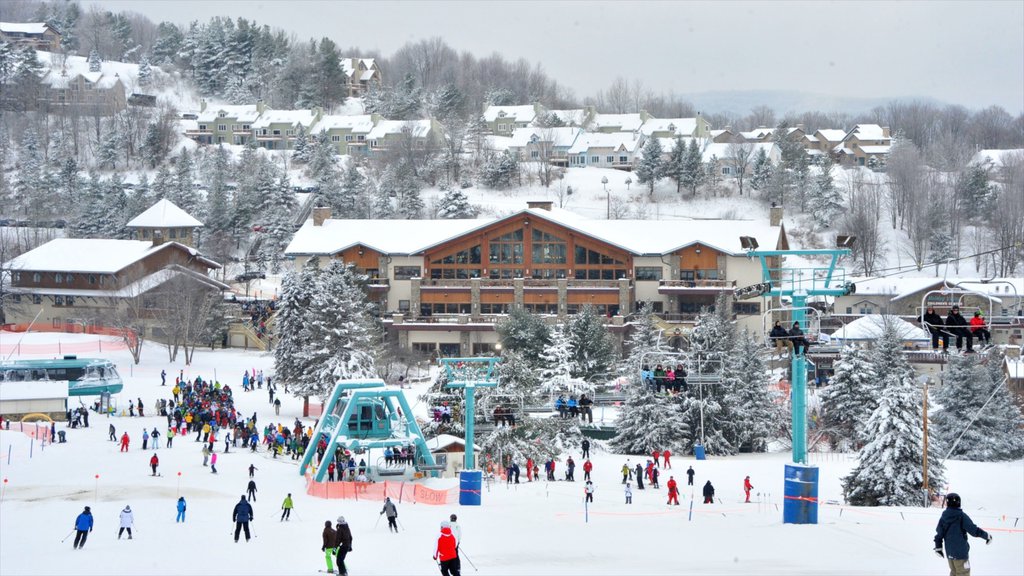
(0, 324, 135, 356)
(304, 476, 457, 505)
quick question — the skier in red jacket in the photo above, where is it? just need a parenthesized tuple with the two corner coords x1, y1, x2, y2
(652, 450, 661, 467)
(744, 475, 754, 503)
(663, 449, 672, 469)
(434, 523, 461, 576)
(582, 459, 593, 481)
(119, 432, 130, 452)
(666, 476, 680, 505)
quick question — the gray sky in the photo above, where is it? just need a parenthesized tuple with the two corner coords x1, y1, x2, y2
(86, 0, 1024, 113)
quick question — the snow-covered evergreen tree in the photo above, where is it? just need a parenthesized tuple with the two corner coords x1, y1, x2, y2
(437, 187, 475, 219)
(635, 137, 663, 196)
(171, 149, 203, 218)
(293, 261, 377, 401)
(273, 258, 320, 391)
(125, 173, 154, 225)
(480, 416, 583, 463)
(680, 293, 737, 455)
(750, 148, 772, 193)
(842, 371, 945, 506)
(137, 55, 152, 86)
(619, 304, 671, 377)
(538, 324, 588, 398)
(820, 345, 878, 448)
(810, 155, 842, 229)
(479, 150, 518, 189)
(152, 164, 173, 200)
(565, 305, 617, 382)
(664, 136, 686, 195)
(724, 330, 782, 452)
(335, 162, 367, 218)
(681, 138, 705, 197)
(88, 49, 101, 72)
(495, 306, 550, 364)
(257, 169, 299, 273)
(931, 352, 1024, 461)
(292, 125, 310, 164)
(70, 172, 108, 238)
(869, 316, 915, 385)
(496, 349, 541, 400)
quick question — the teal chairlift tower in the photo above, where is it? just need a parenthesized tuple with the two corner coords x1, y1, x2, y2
(298, 379, 441, 482)
(741, 235, 855, 524)
(439, 357, 500, 506)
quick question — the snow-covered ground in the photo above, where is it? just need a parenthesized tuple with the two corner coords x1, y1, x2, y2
(0, 332, 1021, 575)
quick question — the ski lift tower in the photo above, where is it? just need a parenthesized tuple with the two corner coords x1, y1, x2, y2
(439, 357, 501, 471)
(740, 235, 856, 524)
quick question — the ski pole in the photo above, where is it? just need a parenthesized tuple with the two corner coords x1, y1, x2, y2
(397, 518, 406, 532)
(459, 548, 479, 572)
(374, 514, 382, 529)
(60, 529, 75, 543)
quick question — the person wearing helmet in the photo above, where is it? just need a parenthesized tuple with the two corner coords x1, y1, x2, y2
(433, 522, 460, 576)
(334, 516, 353, 576)
(945, 306, 974, 353)
(969, 311, 991, 348)
(72, 506, 93, 549)
(118, 505, 134, 539)
(921, 306, 948, 352)
(934, 493, 993, 575)
(448, 514, 461, 547)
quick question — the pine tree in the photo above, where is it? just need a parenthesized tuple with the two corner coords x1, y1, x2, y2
(820, 345, 878, 448)
(203, 145, 234, 261)
(336, 162, 367, 218)
(152, 164, 173, 200)
(137, 55, 152, 87)
(496, 306, 550, 364)
(664, 136, 686, 195)
(257, 170, 299, 273)
(88, 49, 102, 72)
(152, 22, 184, 66)
(496, 349, 541, 400)
(810, 155, 842, 229)
(126, 173, 154, 224)
(437, 188, 475, 219)
(171, 149, 203, 218)
(292, 125, 310, 164)
(293, 261, 378, 401)
(538, 324, 579, 398)
(102, 173, 129, 238)
(931, 352, 1024, 461)
(480, 417, 583, 463)
(70, 172, 107, 238)
(869, 316, 915, 386)
(681, 139, 705, 197)
(610, 385, 688, 455)
(750, 148, 772, 193)
(619, 304, 671, 377)
(724, 330, 782, 452)
(273, 258, 320, 391)
(565, 305, 617, 382)
(635, 137, 663, 196)
(842, 371, 945, 506)
(681, 293, 738, 455)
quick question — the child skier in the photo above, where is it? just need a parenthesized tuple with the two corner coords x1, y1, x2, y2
(625, 482, 632, 504)
(744, 475, 754, 503)
(118, 505, 134, 539)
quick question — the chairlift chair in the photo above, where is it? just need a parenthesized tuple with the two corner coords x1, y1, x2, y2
(762, 306, 823, 350)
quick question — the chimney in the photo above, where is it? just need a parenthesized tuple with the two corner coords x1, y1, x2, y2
(769, 203, 784, 227)
(152, 229, 165, 246)
(312, 207, 332, 226)
(527, 201, 554, 211)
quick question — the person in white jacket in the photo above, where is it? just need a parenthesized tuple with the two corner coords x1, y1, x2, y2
(118, 505, 134, 539)
(448, 514, 461, 548)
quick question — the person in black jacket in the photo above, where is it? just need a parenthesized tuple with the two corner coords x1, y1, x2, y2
(789, 322, 809, 356)
(334, 516, 354, 576)
(922, 307, 948, 352)
(945, 306, 974, 353)
(770, 321, 792, 356)
(232, 495, 254, 542)
(703, 480, 715, 504)
(934, 493, 992, 575)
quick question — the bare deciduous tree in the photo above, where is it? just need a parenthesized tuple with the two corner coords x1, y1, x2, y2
(727, 142, 754, 196)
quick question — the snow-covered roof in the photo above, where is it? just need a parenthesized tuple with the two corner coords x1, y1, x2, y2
(971, 149, 1024, 169)
(814, 129, 847, 142)
(1006, 357, 1024, 380)
(846, 277, 1024, 304)
(366, 119, 433, 140)
(740, 127, 774, 140)
(509, 127, 582, 148)
(313, 114, 376, 134)
(830, 315, 929, 341)
(858, 145, 891, 154)
(484, 135, 512, 152)
(0, 380, 68, 402)
(359, 70, 375, 81)
(126, 199, 204, 229)
(639, 118, 699, 137)
(197, 104, 262, 124)
(846, 124, 890, 142)
(286, 207, 785, 258)
(592, 113, 645, 132)
(424, 434, 478, 453)
(7, 265, 230, 297)
(568, 132, 643, 154)
(0, 22, 52, 35)
(5, 239, 217, 274)
(252, 109, 318, 130)
(483, 105, 537, 123)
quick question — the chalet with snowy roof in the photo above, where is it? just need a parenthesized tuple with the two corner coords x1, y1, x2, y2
(833, 124, 891, 167)
(126, 199, 204, 248)
(253, 108, 323, 150)
(284, 202, 788, 356)
(639, 116, 712, 140)
(700, 142, 781, 178)
(508, 127, 583, 166)
(13, 51, 128, 115)
(340, 57, 382, 97)
(812, 129, 847, 156)
(0, 22, 61, 51)
(483, 104, 542, 135)
(313, 113, 379, 154)
(2, 237, 226, 337)
(591, 111, 651, 134)
(186, 101, 266, 145)
(360, 119, 440, 156)
(740, 127, 775, 142)
(833, 277, 1024, 346)
(567, 132, 645, 170)
(710, 129, 740, 143)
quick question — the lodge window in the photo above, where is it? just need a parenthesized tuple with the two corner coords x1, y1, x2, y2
(13, 272, 21, 282)
(430, 269, 480, 279)
(65, 296, 75, 307)
(591, 156, 599, 164)
(32, 272, 41, 283)
(531, 150, 539, 159)
(54, 295, 64, 306)
(488, 269, 522, 279)
(489, 231, 523, 264)
(33, 295, 42, 304)
(398, 300, 410, 313)
(412, 343, 436, 354)
(169, 228, 177, 239)
(680, 269, 719, 281)
(345, 135, 353, 142)
(420, 303, 472, 315)
(531, 229, 566, 264)
(273, 130, 281, 136)
(393, 266, 421, 280)
(523, 303, 558, 314)
(619, 156, 628, 163)
(606, 156, 614, 163)
(635, 267, 663, 281)
(218, 124, 227, 131)
(332, 135, 341, 142)
(574, 269, 625, 280)
(55, 273, 63, 284)
(733, 302, 760, 315)
(66, 273, 74, 284)
(480, 303, 510, 314)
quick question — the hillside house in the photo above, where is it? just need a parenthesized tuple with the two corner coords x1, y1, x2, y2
(639, 116, 712, 139)
(362, 119, 440, 156)
(812, 129, 847, 157)
(341, 57, 382, 97)
(126, 199, 204, 248)
(36, 68, 126, 115)
(567, 132, 644, 169)
(187, 101, 265, 145)
(312, 114, 379, 154)
(591, 111, 651, 133)
(252, 108, 323, 150)
(700, 142, 781, 178)
(0, 22, 61, 51)
(508, 127, 583, 166)
(483, 104, 542, 135)
(834, 124, 891, 167)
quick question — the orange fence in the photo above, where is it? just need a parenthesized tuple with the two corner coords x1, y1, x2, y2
(304, 475, 457, 505)
(1, 324, 134, 356)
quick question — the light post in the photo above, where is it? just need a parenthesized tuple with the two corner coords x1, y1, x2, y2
(601, 176, 610, 219)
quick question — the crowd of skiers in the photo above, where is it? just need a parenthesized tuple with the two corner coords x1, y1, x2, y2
(921, 305, 992, 353)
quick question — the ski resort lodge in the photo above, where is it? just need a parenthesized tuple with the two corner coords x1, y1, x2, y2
(285, 202, 788, 356)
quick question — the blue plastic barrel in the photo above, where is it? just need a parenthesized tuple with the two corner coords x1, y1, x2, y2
(459, 470, 482, 506)
(694, 444, 706, 460)
(783, 464, 819, 524)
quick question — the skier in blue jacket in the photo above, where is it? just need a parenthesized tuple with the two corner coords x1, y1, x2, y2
(934, 493, 992, 575)
(72, 506, 93, 549)
(176, 497, 187, 523)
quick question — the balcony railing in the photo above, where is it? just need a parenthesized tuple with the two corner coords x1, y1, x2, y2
(659, 279, 732, 289)
(418, 278, 625, 289)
